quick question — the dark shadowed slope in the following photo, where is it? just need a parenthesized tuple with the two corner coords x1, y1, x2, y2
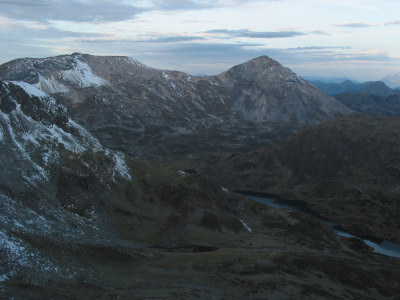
(200, 113, 400, 244)
(335, 93, 400, 117)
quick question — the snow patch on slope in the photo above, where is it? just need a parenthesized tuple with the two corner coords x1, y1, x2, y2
(61, 58, 107, 88)
(0, 225, 78, 284)
(36, 75, 69, 94)
(162, 71, 179, 91)
(0, 229, 29, 282)
(11, 81, 48, 98)
(0, 231, 27, 264)
(240, 219, 252, 233)
(127, 56, 150, 69)
(0, 82, 103, 186)
(162, 71, 171, 80)
(106, 150, 132, 181)
(0, 111, 48, 184)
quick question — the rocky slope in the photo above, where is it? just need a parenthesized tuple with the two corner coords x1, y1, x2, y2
(217, 56, 351, 124)
(0, 53, 351, 159)
(198, 113, 400, 244)
(1, 81, 400, 299)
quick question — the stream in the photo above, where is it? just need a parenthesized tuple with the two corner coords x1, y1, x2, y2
(246, 194, 400, 258)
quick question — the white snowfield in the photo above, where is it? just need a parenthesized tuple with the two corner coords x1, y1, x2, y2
(28, 57, 109, 94)
(240, 219, 253, 233)
(60, 58, 108, 88)
(36, 75, 69, 94)
(11, 81, 48, 98)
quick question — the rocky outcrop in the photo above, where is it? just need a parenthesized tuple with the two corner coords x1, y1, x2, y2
(217, 56, 351, 124)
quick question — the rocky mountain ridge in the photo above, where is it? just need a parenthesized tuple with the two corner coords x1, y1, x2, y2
(0, 53, 352, 159)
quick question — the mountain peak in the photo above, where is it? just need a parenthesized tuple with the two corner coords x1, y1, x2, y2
(219, 55, 304, 87)
(227, 55, 282, 74)
(0, 53, 154, 94)
(248, 55, 281, 65)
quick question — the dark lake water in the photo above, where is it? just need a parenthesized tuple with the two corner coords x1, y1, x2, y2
(247, 194, 400, 258)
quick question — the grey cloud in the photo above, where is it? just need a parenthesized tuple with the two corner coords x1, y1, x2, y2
(336, 19, 400, 28)
(0, 0, 144, 23)
(0, 0, 268, 23)
(0, 20, 115, 65)
(309, 30, 329, 35)
(0, 41, 58, 64)
(140, 36, 207, 43)
(150, 0, 206, 10)
(280, 48, 398, 64)
(0, 21, 112, 43)
(206, 29, 306, 38)
(150, 0, 272, 11)
(335, 22, 373, 28)
(385, 19, 400, 25)
(288, 46, 351, 50)
(74, 36, 206, 44)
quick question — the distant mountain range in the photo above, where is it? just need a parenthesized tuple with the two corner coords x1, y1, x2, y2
(309, 79, 400, 117)
(309, 79, 400, 97)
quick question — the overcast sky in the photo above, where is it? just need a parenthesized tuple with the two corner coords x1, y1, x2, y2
(1, 0, 399, 80)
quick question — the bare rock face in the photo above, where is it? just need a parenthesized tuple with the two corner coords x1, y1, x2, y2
(217, 56, 351, 124)
(0, 53, 352, 158)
